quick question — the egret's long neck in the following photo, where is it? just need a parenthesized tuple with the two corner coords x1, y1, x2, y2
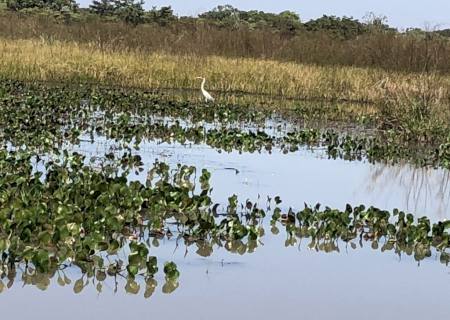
(201, 78, 206, 91)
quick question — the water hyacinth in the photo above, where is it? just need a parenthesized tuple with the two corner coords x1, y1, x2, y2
(1, 80, 450, 168)
(0, 79, 450, 297)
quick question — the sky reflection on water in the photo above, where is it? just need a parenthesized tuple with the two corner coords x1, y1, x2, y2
(75, 138, 450, 220)
(1, 226, 449, 320)
(2, 139, 450, 320)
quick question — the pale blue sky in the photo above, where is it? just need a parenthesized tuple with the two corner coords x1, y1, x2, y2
(77, 0, 450, 29)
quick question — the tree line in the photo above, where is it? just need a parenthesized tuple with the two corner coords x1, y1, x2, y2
(3, 0, 175, 26)
(4, 0, 446, 39)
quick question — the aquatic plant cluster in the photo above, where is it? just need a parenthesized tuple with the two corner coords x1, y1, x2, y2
(0, 148, 449, 294)
(0, 79, 449, 295)
(0, 149, 449, 295)
(1, 80, 450, 167)
(273, 203, 450, 265)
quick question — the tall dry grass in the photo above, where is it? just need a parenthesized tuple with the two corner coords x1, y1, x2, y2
(1, 12, 450, 74)
(1, 38, 449, 109)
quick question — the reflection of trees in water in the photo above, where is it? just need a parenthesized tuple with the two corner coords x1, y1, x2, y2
(367, 162, 450, 219)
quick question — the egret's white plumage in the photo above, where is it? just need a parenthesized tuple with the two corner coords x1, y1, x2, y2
(196, 77, 214, 102)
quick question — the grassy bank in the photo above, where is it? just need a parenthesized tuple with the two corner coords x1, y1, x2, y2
(1, 37, 449, 108)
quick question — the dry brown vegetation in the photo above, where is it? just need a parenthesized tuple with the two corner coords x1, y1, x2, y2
(1, 12, 450, 74)
(1, 37, 448, 106)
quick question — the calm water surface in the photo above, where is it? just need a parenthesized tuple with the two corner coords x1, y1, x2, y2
(78, 138, 450, 220)
(2, 139, 450, 319)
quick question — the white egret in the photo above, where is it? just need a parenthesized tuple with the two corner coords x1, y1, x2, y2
(196, 77, 215, 102)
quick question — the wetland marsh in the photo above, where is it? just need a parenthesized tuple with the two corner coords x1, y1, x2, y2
(2, 4, 450, 318)
(0, 80, 450, 319)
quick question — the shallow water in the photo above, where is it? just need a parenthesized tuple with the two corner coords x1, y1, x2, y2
(2, 226, 449, 320)
(76, 137, 450, 220)
(2, 138, 450, 319)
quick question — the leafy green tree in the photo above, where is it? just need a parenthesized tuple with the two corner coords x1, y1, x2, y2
(114, 0, 144, 25)
(6, 0, 78, 11)
(199, 5, 241, 28)
(304, 15, 367, 39)
(88, 0, 144, 25)
(145, 6, 176, 26)
(199, 5, 301, 33)
(435, 29, 450, 38)
(89, 0, 115, 16)
(269, 11, 301, 33)
(199, 4, 239, 22)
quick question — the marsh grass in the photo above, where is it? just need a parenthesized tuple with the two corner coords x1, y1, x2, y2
(2, 11, 450, 74)
(1, 37, 449, 109)
(375, 73, 450, 140)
